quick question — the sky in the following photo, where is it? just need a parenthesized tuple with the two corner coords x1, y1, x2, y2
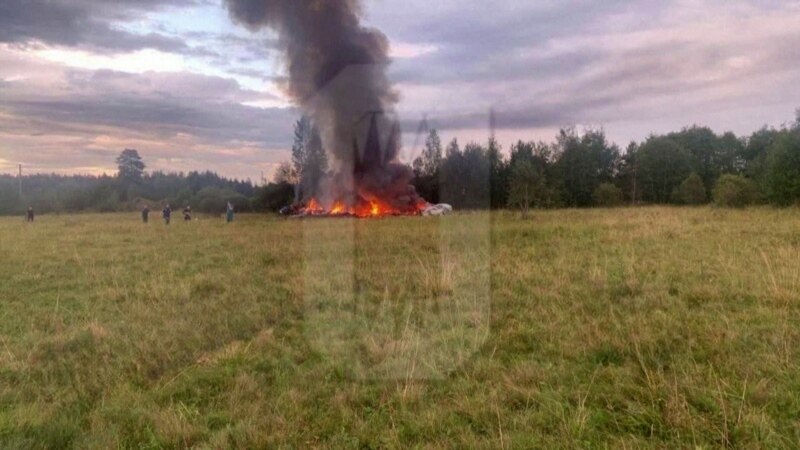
(1, 0, 799, 181)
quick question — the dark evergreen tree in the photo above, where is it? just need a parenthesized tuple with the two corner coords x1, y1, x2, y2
(116, 149, 146, 183)
(291, 116, 328, 201)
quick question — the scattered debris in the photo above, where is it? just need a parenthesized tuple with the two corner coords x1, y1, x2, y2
(422, 204, 454, 216)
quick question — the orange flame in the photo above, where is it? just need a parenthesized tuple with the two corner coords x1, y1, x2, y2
(330, 201, 346, 215)
(299, 197, 426, 218)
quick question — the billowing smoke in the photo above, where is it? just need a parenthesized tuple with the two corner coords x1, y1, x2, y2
(225, 0, 426, 212)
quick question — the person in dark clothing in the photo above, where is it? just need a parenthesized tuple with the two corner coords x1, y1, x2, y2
(183, 206, 192, 222)
(226, 202, 235, 223)
(162, 205, 171, 225)
(142, 205, 150, 223)
(26, 207, 34, 222)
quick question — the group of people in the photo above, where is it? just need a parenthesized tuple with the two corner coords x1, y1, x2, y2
(140, 202, 236, 224)
(22, 203, 236, 224)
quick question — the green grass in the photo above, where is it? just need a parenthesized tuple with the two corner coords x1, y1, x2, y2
(1, 207, 800, 449)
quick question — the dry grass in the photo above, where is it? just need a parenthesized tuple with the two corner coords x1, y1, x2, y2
(1, 207, 799, 448)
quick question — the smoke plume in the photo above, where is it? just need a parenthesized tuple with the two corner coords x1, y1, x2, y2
(225, 0, 425, 211)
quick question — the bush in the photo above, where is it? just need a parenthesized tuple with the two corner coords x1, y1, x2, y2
(675, 173, 707, 205)
(713, 174, 758, 207)
(255, 182, 295, 212)
(592, 183, 623, 207)
(191, 187, 249, 214)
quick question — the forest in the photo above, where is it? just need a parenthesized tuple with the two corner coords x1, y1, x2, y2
(285, 110, 800, 212)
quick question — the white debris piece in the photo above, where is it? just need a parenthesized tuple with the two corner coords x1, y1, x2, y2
(422, 203, 453, 216)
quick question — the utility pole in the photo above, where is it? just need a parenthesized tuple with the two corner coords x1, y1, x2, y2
(18, 164, 23, 198)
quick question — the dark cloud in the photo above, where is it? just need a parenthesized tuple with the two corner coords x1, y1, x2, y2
(0, 0, 199, 52)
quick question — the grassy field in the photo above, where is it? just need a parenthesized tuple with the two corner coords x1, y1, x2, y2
(1, 207, 800, 449)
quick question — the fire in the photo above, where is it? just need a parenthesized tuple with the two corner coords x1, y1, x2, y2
(330, 202, 346, 215)
(296, 197, 426, 218)
(306, 198, 324, 213)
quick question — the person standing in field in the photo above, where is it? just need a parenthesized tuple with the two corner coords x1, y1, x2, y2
(183, 205, 192, 222)
(162, 204, 171, 225)
(141, 205, 150, 223)
(226, 202, 235, 223)
(25, 206, 34, 222)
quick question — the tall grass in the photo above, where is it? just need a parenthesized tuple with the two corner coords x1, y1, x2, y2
(0, 207, 799, 448)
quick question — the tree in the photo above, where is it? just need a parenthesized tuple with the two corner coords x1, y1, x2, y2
(302, 127, 328, 199)
(412, 157, 424, 178)
(554, 128, 619, 207)
(194, 187, 249, 213)
(116, 149, 145, 183)
(255, 182, 295, 212)
(636, 136, 693, 203)
(764, 130, 800, 206)
(291, 116, 312, 177)
(507, 140, 558, 209)
(291, 116, 328, 201)
(508, 159, 546, 217)
(592, 183, 623, 207)
(742, 127, 781, 183)
(273, 162, 297, 185)
(487, 136, 509, 209)
(713, 174, 758, 207)
(0, 170, 257, 216)
(412, 129, 443, 204)
(675, 173, 707, 205)
(445, 138, 460, 157)
(718, 131, 745, 174)
(421, 129, 443, 177)
(616, 142, 640, 205)
(440, 141, 490, 209)
(668, 126, 743, 190)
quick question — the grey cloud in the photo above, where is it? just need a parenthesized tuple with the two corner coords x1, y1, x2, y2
(0, 0, 199, 53)
(376, 0, 800, 135)
(0, 67, 296, 148)
(8, 97, 292, 146)
(379, 1, 669, 87)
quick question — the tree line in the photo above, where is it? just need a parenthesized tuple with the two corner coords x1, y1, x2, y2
(260, 110, 800, 212)
(410, 111, 800, 211)
(4, 110, 799, 215)
(0, 149, 256, 216)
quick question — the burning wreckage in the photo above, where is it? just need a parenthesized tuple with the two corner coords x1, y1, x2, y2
(281, 197, 453, 218)
(225, 0, 452, 219)
(279, 113, 453, 219)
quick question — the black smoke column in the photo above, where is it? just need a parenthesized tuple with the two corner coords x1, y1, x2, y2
(226, 0, 426, 211)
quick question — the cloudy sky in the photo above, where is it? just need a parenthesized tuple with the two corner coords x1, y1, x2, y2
(1, 0, 799, 180)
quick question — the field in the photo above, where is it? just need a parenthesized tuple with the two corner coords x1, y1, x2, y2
(1, 207, 800, 449)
